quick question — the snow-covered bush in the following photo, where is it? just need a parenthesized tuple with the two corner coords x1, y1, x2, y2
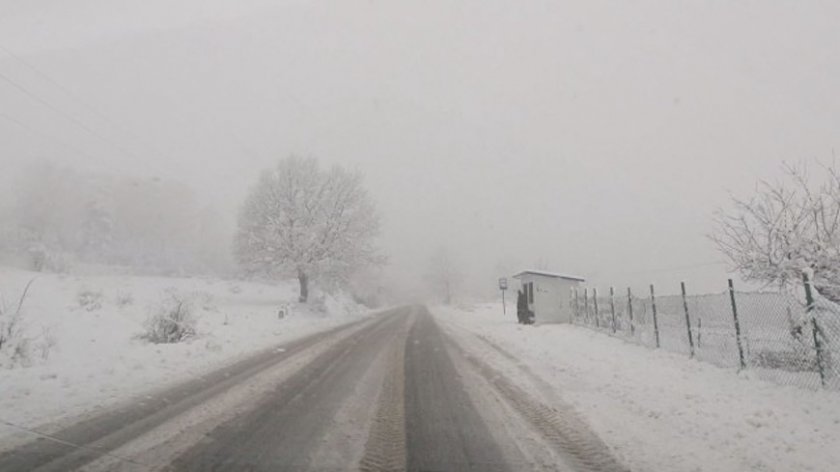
(35, 327, 56, 362)
(114, 291, 134, 307)
(0, 306, 28, 368)
(138, 294, 197, 344)
(0, 279, 35, 368)
(309, 293, 329, 314)
(310, 290, 364, 317)
(77, 288, 103, 311)
(28, 244, 72, 273)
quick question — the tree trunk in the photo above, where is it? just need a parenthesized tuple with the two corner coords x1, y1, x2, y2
(298, 269, 309, 303)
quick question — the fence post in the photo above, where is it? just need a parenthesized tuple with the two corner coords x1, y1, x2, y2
(627, 287, 635, 336)
(593, 288, 600, 329)
(728, 279, 746, 370)
(681, 281, 695, 358)
(650, 284, 660, 348)
(584, 288, 589, 325)
(696, 316, 702, 348)
(610, 286, 617, 334)
(573, 288, 580, 322)
(804, 274, 826, 388)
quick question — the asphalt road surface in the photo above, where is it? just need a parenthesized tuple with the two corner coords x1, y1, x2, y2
(0, 306, 626, 472)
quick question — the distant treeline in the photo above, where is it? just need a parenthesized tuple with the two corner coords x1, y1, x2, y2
(0, 161, 231, 275)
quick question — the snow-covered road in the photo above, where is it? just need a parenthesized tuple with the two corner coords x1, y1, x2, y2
(5, 280, 835, 472)
(0, 306, 627, 472)
(0, 268, 368, 447)
(433, 303, 840, 472)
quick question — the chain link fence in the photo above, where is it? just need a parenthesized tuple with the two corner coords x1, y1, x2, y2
(571, 278, 840, 391)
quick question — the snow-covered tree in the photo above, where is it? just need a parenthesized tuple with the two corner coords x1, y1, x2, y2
(1, 161, 229, 275)
(235, 156, 383, 302)
(711, 161, 840, 302)
(10, 162, 85, 270)
(79, 197, 114, 262)
(426, 247, 462, 305)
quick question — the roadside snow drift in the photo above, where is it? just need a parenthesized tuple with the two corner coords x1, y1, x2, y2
(434, 303, 840, 472)
(0, 267, 367, 443)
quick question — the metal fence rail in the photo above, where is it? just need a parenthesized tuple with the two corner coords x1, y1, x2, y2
(571, 277, 840, 391)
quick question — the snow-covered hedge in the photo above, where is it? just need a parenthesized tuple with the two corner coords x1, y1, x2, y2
(138, 294, 197, 344)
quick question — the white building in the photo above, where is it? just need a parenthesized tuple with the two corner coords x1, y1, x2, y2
(513, 270, 585, 324)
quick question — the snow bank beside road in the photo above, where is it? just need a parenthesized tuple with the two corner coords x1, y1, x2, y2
(0, 267, 368, 443)
(433, 303, 840, 472)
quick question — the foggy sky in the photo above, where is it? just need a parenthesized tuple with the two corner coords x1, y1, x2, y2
(2, 0, 839, 298)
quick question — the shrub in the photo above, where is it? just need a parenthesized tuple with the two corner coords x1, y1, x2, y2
(35, 327, 56, 361)
(114, 291, 134, 307)
(0, 279, 35, 368)
(139, 294, 197, 344)
(77, 289, 103, 311)
(27, 244, 71, 273)
(309, 293, 329, 314)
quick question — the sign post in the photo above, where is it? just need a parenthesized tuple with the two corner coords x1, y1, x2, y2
(498, 277, 508, 315)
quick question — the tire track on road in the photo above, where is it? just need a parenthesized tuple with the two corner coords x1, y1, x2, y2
(168, 310, 410, 471)
(357, 310, 413, 472)
(403, 307, 511, 472)
(0, 315, 377, 472)
(449, 336, 629, 472)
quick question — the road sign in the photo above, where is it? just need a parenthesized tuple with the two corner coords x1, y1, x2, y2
(499, 278, 508, 316)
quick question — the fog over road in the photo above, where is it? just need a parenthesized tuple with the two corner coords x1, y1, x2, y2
(0, 307, 625, 472)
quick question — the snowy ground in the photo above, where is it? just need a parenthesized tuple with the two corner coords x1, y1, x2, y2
(0, 267, 368, 444)
(433, 303, 840, 472)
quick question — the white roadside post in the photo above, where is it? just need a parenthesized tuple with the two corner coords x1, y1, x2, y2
(498, 277, 508, 315)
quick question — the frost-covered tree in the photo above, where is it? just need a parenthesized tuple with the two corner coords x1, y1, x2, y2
(426, 247, 462, 305)
(711, 161, 840, 303)
(235, 156, 383, 302)
(1, 161, 228, 275)
(79, 197, 114, 262)
(10, 162, 85, 270)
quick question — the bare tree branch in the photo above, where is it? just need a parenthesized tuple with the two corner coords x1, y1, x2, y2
(710, 160, 840, 303)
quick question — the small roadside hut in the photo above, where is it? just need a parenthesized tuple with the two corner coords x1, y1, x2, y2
(513, 270, 585, 324)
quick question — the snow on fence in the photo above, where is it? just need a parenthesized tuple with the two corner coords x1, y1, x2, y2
(571, 278, 840, 392)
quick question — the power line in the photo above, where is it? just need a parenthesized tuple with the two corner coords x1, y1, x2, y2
(596, 260, 729, 278)
(0, 44, 168, 160)
(0, 111, 100, 162)
(0, 44, 264, 175)
(0, 45, 119, 128)
(0, 67, 145, 162)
